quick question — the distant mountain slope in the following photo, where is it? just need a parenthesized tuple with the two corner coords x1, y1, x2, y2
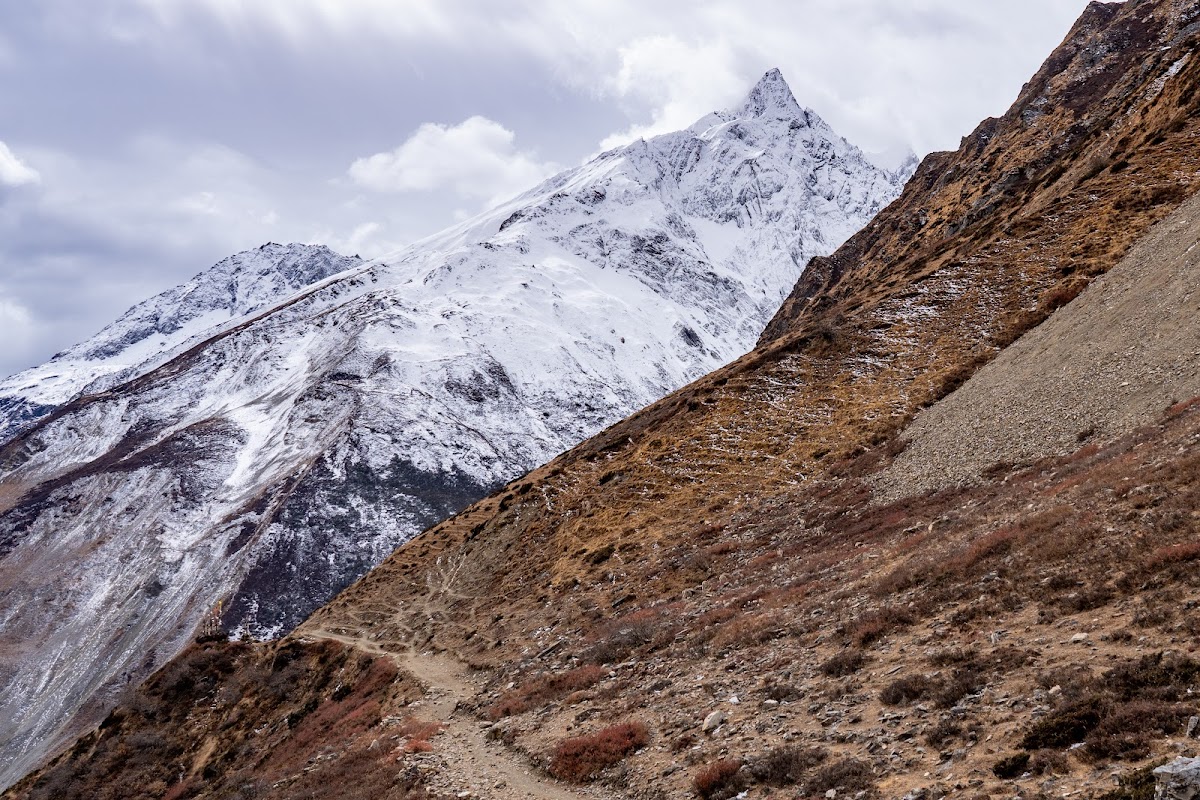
(0, 70, 909, 790)
(0, 243, 361, 443)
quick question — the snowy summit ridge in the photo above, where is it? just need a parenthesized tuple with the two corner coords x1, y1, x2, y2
(736, 67, 806, 119)
(0, 243, 361, 442)
(0, 70, 915, 791)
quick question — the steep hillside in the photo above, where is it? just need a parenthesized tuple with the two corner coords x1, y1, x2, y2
(7, 0, 1200, 798)
(0, 72, 908, 790)
(878, 187, 1200, 500)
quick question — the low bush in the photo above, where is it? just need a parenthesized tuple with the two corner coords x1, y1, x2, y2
(992, 752, 1030, 779)
(804, 758, 874, 796)
(820, 649, 866, 677)
(692, 759, 745, 799)
(880, 674, 934, 706)
(485, 665, 606, 719)
(749, 745, 826, 787)
(548, 721, 649, 782)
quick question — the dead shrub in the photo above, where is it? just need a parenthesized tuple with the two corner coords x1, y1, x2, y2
(992, 752, 1030, 779)
(692, 758, 745, 799)
(485, 665, 606, 719)
(749, 745, 827, 787)
(820, 649, 866, 677)
(848, 606, 914, 646)
(548, 721, 649, 782)
(804, 758, 874, 796)
(880, 674, 934, 706)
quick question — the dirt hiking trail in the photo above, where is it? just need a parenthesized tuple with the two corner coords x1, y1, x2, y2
(304, 629, 602, 800)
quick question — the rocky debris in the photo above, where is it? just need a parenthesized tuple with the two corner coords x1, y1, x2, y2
(703, 711, 728, 733)
(1155, 757, 1200, 800)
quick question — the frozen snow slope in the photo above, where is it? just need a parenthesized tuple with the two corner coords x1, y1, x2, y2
(0, 243, 362, 444)
(0, 69, 912, 790)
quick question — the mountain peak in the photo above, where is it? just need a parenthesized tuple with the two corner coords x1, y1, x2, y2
(734, 68, 802, 119)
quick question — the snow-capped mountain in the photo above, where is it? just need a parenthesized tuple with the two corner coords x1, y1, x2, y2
(0, 243, 361, 444)
(0, 69, 912, 789)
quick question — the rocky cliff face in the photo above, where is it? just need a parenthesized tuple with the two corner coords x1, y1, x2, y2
(0, 71, 909, 790)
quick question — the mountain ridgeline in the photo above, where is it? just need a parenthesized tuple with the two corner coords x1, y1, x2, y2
(0, 72, 911, 790)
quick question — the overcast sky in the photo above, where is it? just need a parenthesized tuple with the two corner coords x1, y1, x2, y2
(0, 0, 1096, 378)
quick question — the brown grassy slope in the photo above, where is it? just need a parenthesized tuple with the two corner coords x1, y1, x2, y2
(303, 0, 1200, 659)
(3, 639, 431, 800)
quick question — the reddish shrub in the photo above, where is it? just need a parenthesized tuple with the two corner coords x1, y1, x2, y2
(485, 665, 606, 719)
(548, 721, 649, 782)
(693, 758, 745, 799)
(1145, 542, 1200, 571)
(848, 606, 914, 646)
(396, 717, 443, 753)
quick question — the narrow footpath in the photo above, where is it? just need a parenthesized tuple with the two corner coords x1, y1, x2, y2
(304, 629, 599, 800)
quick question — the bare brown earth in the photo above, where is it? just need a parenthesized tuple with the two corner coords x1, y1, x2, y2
(6, 2, 1200, 799)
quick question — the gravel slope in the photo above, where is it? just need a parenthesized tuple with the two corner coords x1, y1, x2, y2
(877, 187, 1200, 501)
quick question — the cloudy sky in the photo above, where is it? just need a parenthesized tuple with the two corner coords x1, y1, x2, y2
(0, 0, 1094, 378)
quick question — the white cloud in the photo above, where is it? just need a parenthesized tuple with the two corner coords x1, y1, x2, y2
(0, 141, 40, 187)
(348, 116, 558, 206)
(0, 295, 36, 367)
(598, 36, 745, 150)
(132, 0, 464, 47)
